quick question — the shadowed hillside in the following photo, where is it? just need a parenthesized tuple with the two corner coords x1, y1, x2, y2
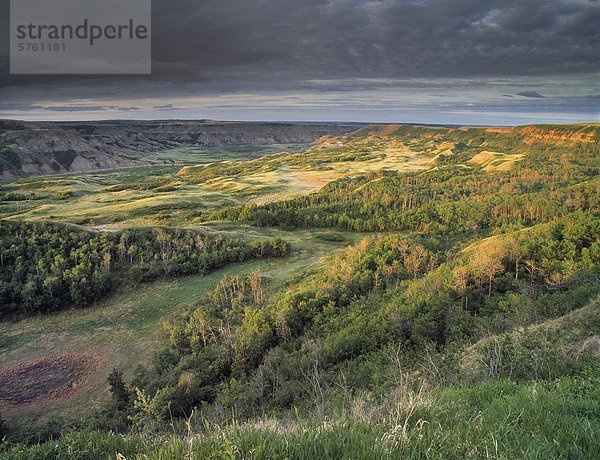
(0, 120, 360, 180)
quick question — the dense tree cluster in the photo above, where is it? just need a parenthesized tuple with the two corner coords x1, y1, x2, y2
(0, 221, 290, 318)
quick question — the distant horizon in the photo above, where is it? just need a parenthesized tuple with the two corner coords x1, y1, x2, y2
(1, 116, 599, 128)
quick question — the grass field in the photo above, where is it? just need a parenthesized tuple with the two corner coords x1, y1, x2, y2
(0, 139, 438, 227)
(5, 375, 599, 459)
(146, 144, 307, 164)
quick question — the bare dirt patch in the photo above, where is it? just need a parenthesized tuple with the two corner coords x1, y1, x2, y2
(0, 354, 97, 405)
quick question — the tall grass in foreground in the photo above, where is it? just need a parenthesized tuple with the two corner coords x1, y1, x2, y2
(3, 372, 599, 459)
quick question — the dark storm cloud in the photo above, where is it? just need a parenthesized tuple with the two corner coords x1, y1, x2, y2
(2, 0, 599, 88)
(43, 105, 114, 112)
(148, 0, 600, 81)
(0, 103, 44, 111)
(8, 104, 140, 112)
(517, 91, 546, 98)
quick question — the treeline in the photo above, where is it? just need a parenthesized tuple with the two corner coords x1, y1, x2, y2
(209, 166, 599, 232)
(0, 221, 290, 318)
(208, 137, 599, 232)
(0, 192, 43, 201)
(114, 212, 599, 427)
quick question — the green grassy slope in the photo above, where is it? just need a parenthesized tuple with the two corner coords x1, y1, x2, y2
(3, 373, 599, 459)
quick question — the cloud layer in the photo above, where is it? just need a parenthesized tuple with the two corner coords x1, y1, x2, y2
(148, 0, 600, 80)
(0, 0, 598, 123)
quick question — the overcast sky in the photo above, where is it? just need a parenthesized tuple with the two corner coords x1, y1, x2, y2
(0, 0, 598, 124)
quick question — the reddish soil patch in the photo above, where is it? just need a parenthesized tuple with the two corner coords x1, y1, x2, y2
(0, 354, 96, 405)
